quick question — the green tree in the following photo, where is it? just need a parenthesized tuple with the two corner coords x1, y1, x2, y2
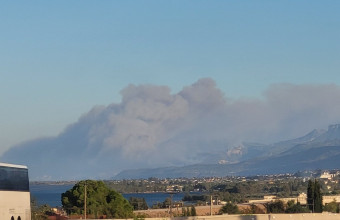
(182, 194, 206, 202)
(163, 197, 172, 208)
(314, 180, 323, 213)
(266, 200, 285, 213)
(219, 202, 239, 214)
(61, 180, 133, 218)
(181, 207, 187, 216)
(285, 201, 309, 213)
(190, 206, 197, 216)
(248, 204, 265, 214)
(31, 197, 52, 220)
(307, 179, 323, 213)
(186, 207, 191, 216)
(324, 200, 339, 213)
(307, 180, 315, 211)
(129, 197, 148, 210)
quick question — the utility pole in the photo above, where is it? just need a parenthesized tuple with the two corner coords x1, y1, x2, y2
(170, 194, 173, 217)
(84, 181, 87, 220)
(210, 195, 213, 216)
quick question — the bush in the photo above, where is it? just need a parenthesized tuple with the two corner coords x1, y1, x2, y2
(324, 200, 339, 213)
(285, 202, 309, 213)
(219, 202, 239, 214)
(266, 200, 285, 213)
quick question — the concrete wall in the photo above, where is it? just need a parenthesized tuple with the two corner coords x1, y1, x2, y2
(73, 213, 340, 220)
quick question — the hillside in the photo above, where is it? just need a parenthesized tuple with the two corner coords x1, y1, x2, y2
(114, 124, 340, 179)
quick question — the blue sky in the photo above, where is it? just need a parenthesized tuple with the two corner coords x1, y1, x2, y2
(1, 1, 340, 155)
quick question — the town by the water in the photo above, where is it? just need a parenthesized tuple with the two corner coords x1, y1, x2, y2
(31, 169, 340, 219)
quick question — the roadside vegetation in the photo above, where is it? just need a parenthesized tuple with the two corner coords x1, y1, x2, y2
(31, 198, 53, 220)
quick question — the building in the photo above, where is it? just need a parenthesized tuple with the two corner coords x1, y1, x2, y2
(248, 193, 340, 206)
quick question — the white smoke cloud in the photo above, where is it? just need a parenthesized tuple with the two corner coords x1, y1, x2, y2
(2, 78, 340, 180)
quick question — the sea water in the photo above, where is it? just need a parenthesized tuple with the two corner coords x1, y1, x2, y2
(30, 183, 187, 207)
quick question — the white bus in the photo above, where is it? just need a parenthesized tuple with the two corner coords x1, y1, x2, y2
(0, 162, 31, 220)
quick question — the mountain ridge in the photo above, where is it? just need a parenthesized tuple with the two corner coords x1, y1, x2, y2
(114, 124, 340, 179)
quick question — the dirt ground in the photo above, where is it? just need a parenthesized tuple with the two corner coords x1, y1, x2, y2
(135, 205, 225, 217)
(134, 204, 268, 218)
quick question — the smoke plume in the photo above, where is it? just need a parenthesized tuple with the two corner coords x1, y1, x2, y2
(2, 78, 340, 180)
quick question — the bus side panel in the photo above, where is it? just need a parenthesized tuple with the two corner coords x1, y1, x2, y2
(0, 191, 31, 220)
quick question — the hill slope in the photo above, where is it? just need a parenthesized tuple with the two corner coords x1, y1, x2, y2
(115, 125, 340, 179)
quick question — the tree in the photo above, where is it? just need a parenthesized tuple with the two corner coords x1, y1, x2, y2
(61, 180, 133, 218)
(190, 206, 197, 216)
(266, 200, 285, 213)
(324, 200, 339, 213)
(182, 194, 206, 202)
(186, 207, 191, 216)
(31, 197, 52, 220)
(307, 180, 315, 211)
(219, 202, 239, 214)
(248, 204, 265, 214)
(314, 180, 323, 213)
(307, 179, 323, 213)
(129, 197, 148, 210)
(285, 201, 309, 213)
(181, 207, 187, 216)
(163, 197, 172, 208)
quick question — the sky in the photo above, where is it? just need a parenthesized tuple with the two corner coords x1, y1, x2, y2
(1, 1, 340, 156)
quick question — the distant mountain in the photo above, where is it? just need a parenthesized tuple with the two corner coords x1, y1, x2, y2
(211, 127, 327, 165)
(114, 124, 340, 179)
(313, 124, 340, 142)
(267, 128, 326, 154)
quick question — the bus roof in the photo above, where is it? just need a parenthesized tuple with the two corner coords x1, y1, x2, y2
(0, 162, 28, 169)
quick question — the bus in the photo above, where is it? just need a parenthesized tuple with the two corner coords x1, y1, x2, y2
(0, 162, 31, 220)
